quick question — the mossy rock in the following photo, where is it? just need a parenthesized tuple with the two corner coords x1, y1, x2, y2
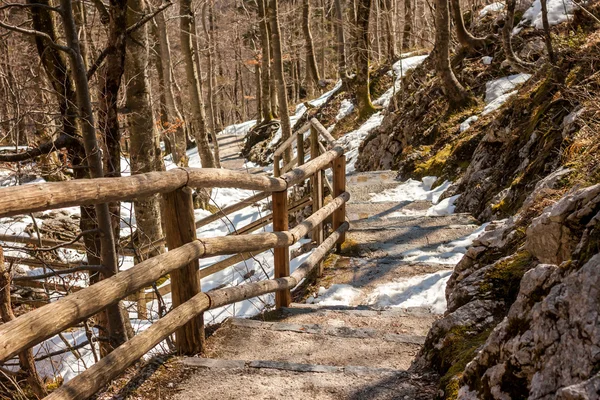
(479, 251, 534, 304)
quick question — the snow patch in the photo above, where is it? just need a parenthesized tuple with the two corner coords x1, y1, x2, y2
(307, 284, 362, 306)
(338, 112, 385, 174)
(479, 2, 505, 17)
(370, 177, 451, 204)
(515, 0, 573, 33)
(426, 194, 461, 216)
(481, 56, 493, 65)
(483, 73, 531, 115)
(336, 99, 355, 121)
(375, 55, 429, 108)
(219, 120, 257, 136)
(460, 115, 479, 132)
(367, 270, 452, 314)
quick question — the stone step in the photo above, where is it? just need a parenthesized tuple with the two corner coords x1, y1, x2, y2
(205, 319, 422, 370)
(172, 359, 437, 400)
(278, 305, 439, 337)
(229, 318, 427, 344)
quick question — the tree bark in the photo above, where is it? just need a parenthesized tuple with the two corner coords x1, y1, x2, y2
(268, 0, 293, 163)
(401, 0, 412, 50)
(449, 0, 488, 49)
(502, 0, 535, 73)
(179, 0, 216, 168)
(126, 0, 166, 264)
(540, 0, 556, 64)
(202, 0, 222, 168)
(333, 0, 348, 83)
(154, 8, 187, 166)
(257, 0, 273, 123)
(355, 0, 376, 118)
(303, 0, 321, 95)
(383, 0, 397, 62)
(433, 0, 474, 109)
(60, 0, 127, 349)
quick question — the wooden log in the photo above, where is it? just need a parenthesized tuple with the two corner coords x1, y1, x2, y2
(272, 190, 291, 308)
(234, 196, 311, 236)
(45, 292, 211, 400)
(310, 118, 336, 147)
(309, 126, 324, 269)
(273, 154, 281, 177)
(297, 130, 305, 167)
(289, 192, 349, 241)
(0, 241, 206, 363)
(333, 155, 347, 252)
(273, 130, 299, 157)
(163, 187, 204, 354)
(43, 223, 351, 400)
(280, 156, 299, 175)
(0, 168, 287, 219)
(195, 191, 270, 229)
(281, 146, 344, 188)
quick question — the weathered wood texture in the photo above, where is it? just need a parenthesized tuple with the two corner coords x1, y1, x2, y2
(163, 187, 204, 354)
(333, 156, 347, 251)
(310, 118, 336, 147)
(272, 190, 291, 308)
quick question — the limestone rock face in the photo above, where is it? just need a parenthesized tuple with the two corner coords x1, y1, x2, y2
(460, 254, 600, 399)
(525, 184, 600, 264)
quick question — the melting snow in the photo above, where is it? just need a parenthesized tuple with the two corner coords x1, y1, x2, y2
(375, 55, 429, 108)
(460, 115, 479, 132)
(483, 73, 531, 115)
(336, 99, 355, 121)
(514, 0, 573, 33)
(306, 284, 362, 306)
(338, 112, 385, 174)
(367, 271, 452, 314)
(479, 2, 505, 17)
(370, 176, 451, 204)
(219, 120, 257, 136)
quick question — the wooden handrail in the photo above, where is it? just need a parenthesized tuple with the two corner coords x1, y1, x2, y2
(45, 221, 349, 400)
(0, 147, 339, 219)
(0, 191, 350, 363)
(310, 118, 336, 147)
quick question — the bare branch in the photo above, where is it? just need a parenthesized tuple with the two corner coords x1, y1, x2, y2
(0, 20, 72, 53)
(0, 133, 79, 162)
(12, 265, 105, 282)
(0, 3, 61, 12)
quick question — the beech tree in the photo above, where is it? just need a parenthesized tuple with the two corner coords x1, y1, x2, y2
(355, 0, 377, 118)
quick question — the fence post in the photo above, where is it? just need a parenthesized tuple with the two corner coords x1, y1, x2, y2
(163, 186, 204, 354)
(297, 131, 305, 166)
(272, 190, 291, 308)
(274, 155, 281, 177)
(333, 155, 347, 252)
(310, 124, 324, 274)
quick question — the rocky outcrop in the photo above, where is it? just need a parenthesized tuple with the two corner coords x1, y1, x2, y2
(419, 184, 600, 399)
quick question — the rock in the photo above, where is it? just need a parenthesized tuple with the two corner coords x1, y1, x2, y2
(525, 184, 600, 264)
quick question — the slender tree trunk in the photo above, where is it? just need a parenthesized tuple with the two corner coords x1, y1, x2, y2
(255, 60, 263, 120)
(333, 0, 348, 82)
(202, 0, 221, 167)
(355, 0, 376, 118)
(540, 0, 556, 64)
(502, 0, 535, 73)
(257, 0, 274, 122)
(450, 0, 487, 49)
(60, 0, 127, 349)
(402, 0, 412, 50)
(433, 0, 474, 108)
(179, 0, 216, 168)
(126, 0, 165, 265)
(268, 0, 292, 163)
(0, 248, 47, 398)
(154, 9, 187, 166)
(303, 0, 321, 94)
(383, 0, 397, 61)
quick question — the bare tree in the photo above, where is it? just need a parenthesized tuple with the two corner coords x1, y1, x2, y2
(450, 0, 488, 49)
(502, 0, 535, 73)
(179, 0, 217, 168)
(303, 0, 321, 94)
(355, 0, 377, 118)
(402, 0, 413, 50)
(433, 0, 474, 108)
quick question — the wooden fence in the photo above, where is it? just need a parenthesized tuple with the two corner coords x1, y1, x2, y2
(0, 119, 348, 400)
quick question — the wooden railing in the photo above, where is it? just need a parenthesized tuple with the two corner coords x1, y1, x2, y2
(0, 120, 348, 400)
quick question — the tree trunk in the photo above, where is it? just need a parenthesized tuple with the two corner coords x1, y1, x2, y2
(333, 0, 348, 82)
(268, 0, 293, 163)
(401, 0, 412, 50)
(60, 0, 128, 349)
(433, 0, 474, 109)
(202, 0, 221, 168)
(0, 247, 47, 398)
(501, 0, 535, 73)
(355, 0, 376, 118)
(540, 0, 556, 64)
(303, 0, 321, 94)
(257, 0, 274, 122)
(154, 8, 188, 166)
(383, 0, 397, 62)
(449, 0, 487, 49)
(179, 0, 216, 168)
(126, 0, 165, 264)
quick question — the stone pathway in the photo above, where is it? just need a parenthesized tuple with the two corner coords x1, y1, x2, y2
(166, 170, 479, 399)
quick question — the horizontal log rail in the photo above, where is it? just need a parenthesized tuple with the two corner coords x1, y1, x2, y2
(0, 117, 348, 400)
(0, 191, 350, 363)
(46, 221, 349, 400)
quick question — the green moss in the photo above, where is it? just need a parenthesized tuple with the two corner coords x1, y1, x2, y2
(480, 251, 533, 303)
(414, 143, 454, 177)
(439, 327, 494, 398)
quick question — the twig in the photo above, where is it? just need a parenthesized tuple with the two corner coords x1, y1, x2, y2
(12, 265, 104, 281)
(31, 229, 99, 252)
